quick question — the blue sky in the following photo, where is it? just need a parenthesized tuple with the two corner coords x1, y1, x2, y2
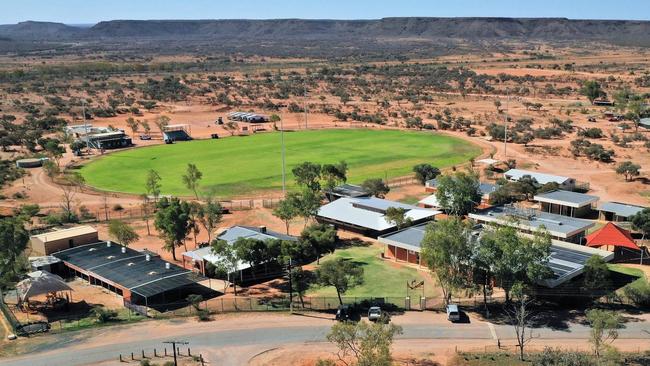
(3, 0, 650, 24)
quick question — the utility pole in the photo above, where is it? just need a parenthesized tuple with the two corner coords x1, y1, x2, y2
(280, 115, 286, 196)
(82, 100, 90, 151)
(287, 257, 293, 303)
(504, 95, 509, 159)
(163, 340, 188, 366)
(303, 81, 308, 130)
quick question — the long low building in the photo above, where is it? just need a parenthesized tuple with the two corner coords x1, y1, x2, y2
(182, 226, 297, 277)
(469, 205, 594, 243)
(316, 197, 440, 237)
(504, 169, 575, 190)
(30, 226, 99, 256)
(598, 201, 646, 222)
(534, 190, 598, 218)
(379, 223, 614, 288)
(54, 242, 208, 309)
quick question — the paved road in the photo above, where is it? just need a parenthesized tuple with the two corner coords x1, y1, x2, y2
(2, 312, 649, 366)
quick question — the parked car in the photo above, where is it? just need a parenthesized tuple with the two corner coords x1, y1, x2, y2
(446, 304, 460, 322)
(587, 116, 597, 122)
(335, 305, 352, 321)
(368, 306, 382, 322)
(139, 135, 151, 140)
(211, 133, 219, 139)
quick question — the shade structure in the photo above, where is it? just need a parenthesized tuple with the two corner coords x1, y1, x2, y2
(16, 271, 73, 301)
(586, 222, 639, 251)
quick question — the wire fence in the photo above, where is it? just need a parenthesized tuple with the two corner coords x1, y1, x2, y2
(0, 293, 20, 333)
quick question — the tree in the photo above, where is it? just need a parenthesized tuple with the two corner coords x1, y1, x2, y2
(273, 196, 299, 234)
(126, 117, 139, 134)
(326, 321, 402, 366)
(232, 237, 268, 277)
(412, 164, 441, 185)
(182, 163, 203, 199)
(154, 197, 192, 261)
(434, 170, 482, 216)
(582, 255, 612, 298)
(361, 178, 390, 198)
(107, 220, 140, 247)
(154, 115, 170, 135)
(140, 194, 151, 236)
(140, 120, 151, 135)
(291, 189, 322, 228)
(187, 201, 202, 248)
(145, 169, 162, 204)
(631, 208, 650, 238)
(41, 138, 66, 166)
(477, 223, 552, 302)
(300, 223, 337, 264)
(198, 193, 223, 243)
(58, 172, 85, 223)
(316, 258, 364, 305)
(385, 207, 411, 230)
(580, 80, 606, 104)
(0, 217, 29, 289)
(505, 282, 536, 361)
(494, 100, 502, 113)
(615, 161, 641, 182)
(322, 161, 348, 192)
(420, 218, 474, 304)
(223, 121, 238, 136)
(290, 267, 313, 308)
(292, 162, 322, 192)
(210, 239, 239, 294)
(586, 309, 622, 361)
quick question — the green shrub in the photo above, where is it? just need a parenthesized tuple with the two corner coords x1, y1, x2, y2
(623, 279, 650, 307)
(91, 306, 118, 323)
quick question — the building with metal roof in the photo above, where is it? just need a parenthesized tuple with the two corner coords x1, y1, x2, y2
(598, 201, 646, 222)
(469, 204, 594, 243)
(182, 226, 297, 277)
(316, 197, 440, 237)
(379, 222, 613, 288)
(53, 242, 209, 310)
(504, 169, 575, 190)
(325, 183, 371, 201)
(534, 190, 598, 218)
(30, 226, 99, 256)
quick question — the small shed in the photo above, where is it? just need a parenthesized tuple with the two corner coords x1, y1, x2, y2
(30, 226, 99, 256)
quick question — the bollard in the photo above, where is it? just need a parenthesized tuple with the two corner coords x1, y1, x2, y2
(154, 348, 157, 357)
(142, 350, 145, 359)
(177, 347, 180, 356)
(188, 347, 191, 357)
(131, 352, 134, 361)
(119, 354, 122, 362)
(164, 348, 167, 356)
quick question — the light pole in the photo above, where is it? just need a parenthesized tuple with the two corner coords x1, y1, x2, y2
(280, 115, 286, 196)
(503, 95, 509, 159)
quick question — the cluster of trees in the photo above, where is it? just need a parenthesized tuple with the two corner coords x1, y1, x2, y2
(489, 176, 559, 206)
(421, 218, 552, 306)
(434, 169, 483, 216)
(0, 207, 38, 289)
(570, 138, 615, 162)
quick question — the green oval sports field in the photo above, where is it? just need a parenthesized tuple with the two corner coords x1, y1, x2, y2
(80, 129, 481, 197)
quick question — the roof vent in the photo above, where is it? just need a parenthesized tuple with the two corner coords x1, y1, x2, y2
(148, 271, 157, 275)
(106, 241, 112, 247)
(89, 248, 96, 252)
(107, 255, 115, 259)
(165, 262, 171, 270)
(127, 262, 135, 266)
(121, 246, 126, 254)
(145, 254, 151, 261)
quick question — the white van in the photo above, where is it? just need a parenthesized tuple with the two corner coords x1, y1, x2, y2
(446, 304, 460, 322)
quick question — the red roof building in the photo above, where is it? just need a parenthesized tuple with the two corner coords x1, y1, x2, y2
(585, 222, 639, 251)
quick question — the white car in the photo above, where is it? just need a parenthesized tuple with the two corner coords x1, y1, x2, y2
(446, 304, 460, 322)
(368, 306, 382, 322)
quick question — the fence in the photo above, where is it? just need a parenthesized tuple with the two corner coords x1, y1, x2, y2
(142, 294, 506, 318)
(0, 293, 20, 333)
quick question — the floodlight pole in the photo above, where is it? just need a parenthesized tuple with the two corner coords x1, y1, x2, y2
(82, 100, 90, 150)
(280, 115, 286, 196)
(303, 82, 308, 130)
(504, 95, 509, 159)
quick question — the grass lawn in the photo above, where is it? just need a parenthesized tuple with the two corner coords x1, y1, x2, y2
(80, 129, 480, 197)
(608, 264, 645, 279)
(306, 244, 439, 298)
